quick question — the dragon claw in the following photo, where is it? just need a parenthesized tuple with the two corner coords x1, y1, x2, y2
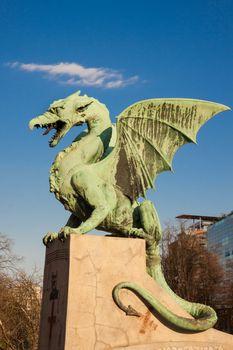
(58, 227, 72, 241)
(43, 232, 58, 246)
(129, 228, 144, 238)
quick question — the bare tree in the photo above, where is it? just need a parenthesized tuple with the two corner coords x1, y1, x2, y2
(161, 223, 223, 307)
(161, 223, 233, 334)
(214, 259, 233, 334)
(0, 233, 21, 274)
(0, 234, 41, 350)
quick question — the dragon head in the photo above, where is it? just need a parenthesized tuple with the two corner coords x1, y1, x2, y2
(29, 91, 97, 147)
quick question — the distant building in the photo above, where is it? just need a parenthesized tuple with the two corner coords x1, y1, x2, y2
(176, 212, 233, 333)
(176, 214, 219, 248)
(176, 212, 233, 268)
(207, 212, 233, 333)
(207, 211, 233, 269)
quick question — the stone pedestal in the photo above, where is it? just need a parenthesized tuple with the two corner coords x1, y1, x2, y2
(38, 235, 233, 350)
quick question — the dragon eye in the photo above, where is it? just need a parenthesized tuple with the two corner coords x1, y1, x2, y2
(76, 101, 93, 113)
(76, 106, 86, 112)
(49, 105, 64, 113)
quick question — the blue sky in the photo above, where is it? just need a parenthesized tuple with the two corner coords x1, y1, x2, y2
(1, 0, 233, 272)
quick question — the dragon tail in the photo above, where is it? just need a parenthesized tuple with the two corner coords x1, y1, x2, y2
(112, 276, 217, 332)
(113, 243, 217, 332)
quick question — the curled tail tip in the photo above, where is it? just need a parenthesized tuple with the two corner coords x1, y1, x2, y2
(126, 305, 141, 317)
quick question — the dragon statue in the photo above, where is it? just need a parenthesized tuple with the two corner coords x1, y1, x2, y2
(29, 91, 229, 331)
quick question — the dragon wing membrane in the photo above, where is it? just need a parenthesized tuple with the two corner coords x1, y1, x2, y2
(98, 99, 229, 202)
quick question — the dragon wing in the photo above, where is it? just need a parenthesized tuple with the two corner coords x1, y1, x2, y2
(98, 99, 229, 202)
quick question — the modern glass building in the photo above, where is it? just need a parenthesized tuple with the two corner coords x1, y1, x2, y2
(207, 212, 233, 269)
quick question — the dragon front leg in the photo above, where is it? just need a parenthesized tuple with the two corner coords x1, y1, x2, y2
(58, 170, 117, 240)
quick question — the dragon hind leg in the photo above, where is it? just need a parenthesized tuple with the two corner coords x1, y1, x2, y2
(137, 200, 162, 276)
(138, 200, 161, 242)
(129, 200, 162, 275)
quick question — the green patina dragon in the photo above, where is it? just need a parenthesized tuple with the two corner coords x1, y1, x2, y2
(29, 91, 229, 331)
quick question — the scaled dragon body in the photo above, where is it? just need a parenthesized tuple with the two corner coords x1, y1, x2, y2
(29, 91, 229, 331)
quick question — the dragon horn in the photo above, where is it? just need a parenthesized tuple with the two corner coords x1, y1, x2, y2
(66, 90, 81, 100)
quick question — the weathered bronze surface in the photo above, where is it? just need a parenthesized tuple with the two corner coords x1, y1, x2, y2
(29, 91, 230, 331)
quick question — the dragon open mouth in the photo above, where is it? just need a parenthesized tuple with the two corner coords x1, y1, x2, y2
(35, 120, 67, 147)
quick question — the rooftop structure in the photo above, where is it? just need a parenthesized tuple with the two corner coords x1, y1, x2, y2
(176, 214, 220, 222)
(176, 214, 220, 247)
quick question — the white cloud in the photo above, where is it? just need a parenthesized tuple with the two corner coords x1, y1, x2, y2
(7, 61, 139, 89)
